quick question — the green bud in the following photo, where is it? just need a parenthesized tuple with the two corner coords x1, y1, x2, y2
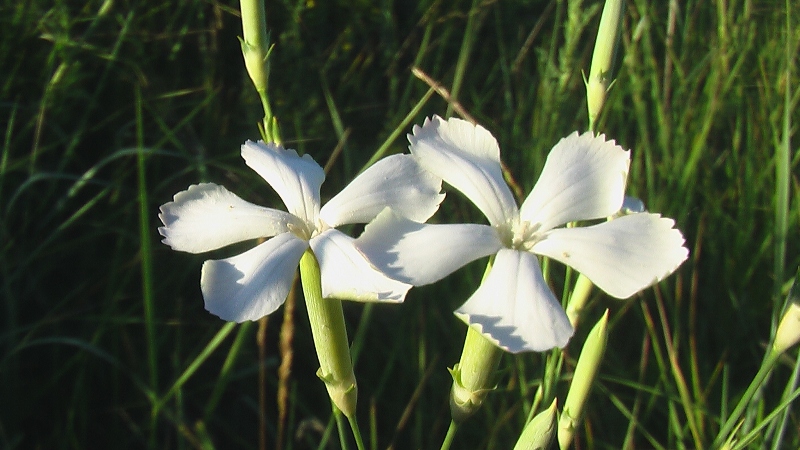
(239, 0, 271, 95)
(558, 311, 609, 450)
(514, 399, 558, 450)
(773, 268, 800, 354)
(586, 0, 624, 129)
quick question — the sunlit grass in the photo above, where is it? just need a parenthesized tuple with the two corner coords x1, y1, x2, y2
(1, 1, 798, 449)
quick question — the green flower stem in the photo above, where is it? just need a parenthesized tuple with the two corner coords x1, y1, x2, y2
(347, 414, 366, 450)
(298, 250, 359, 421)
(449, 326, 503, 423)
(440, 420, 459, 450)
(558, 311, 609, 450)
(711, 349, 781, 448)
(565, 273, 594, 328)
(239, 0, 280, 142)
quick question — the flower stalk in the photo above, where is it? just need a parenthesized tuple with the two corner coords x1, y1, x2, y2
(299, 249, 358, 419)
(565, 274, 594, 328)
(239, 0, 280, 142)
(558, 311, 609, 449)
(449, 326, 503, 423)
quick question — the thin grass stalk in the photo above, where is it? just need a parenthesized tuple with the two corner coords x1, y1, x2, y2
(770, 355, 800, 450)
(622, 333, 651, 449)
(654, 290, 703, 448)
(135, 85, 159, 448)
(278, 284, 297, 450)
(712, 351, 781, 448)
(688, 216, 705, 424)
(359, 87, 435, 171)
(203, 322, 254, 418)
(257, 316, 269, 450)
(598, 382, 665, 450)
(773, 0, 792, 318)
(1, 104, 17, 422)
(733, 385, 800, 450)
(446, 0, 482, 118)
(768, 3, 796, 446)
(156, 323, 238, 410)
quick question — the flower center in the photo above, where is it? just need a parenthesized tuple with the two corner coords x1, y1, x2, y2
(287, 217, 329, 242)
(507, 219, 542, 251)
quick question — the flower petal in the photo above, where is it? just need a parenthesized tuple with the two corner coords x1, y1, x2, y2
(532, 213, 688, 298)
(311, 229, 411, 302)
(241, 140, 324, 225)
(519, 132, 630, 232)
(201, 232, 308, 322)
(319, 154, 444, 227)
(455, 249, 574, 353)
(356, 208, 503, 286)
(158, 183, 299, 253)
(409, 116, 518, 227)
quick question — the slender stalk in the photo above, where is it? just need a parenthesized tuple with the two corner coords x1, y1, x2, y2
(135, 85, 158, 448)
(772, 0, 791, 318)
(770, 355, 800, 450)
(440, 421, 459, 450)
(204, 323, 253, 418)
(565, 274, 594, 328)
(447, 0, 482, 118)
(257, 316, 269, 450)
(334, 407, 350, 450)
(347, 414, 366, 450)
(712, 350, 781, 448)
(299, 250, 363, 447)
(359, 86, 435, 172)
(239, 0, 279, 142)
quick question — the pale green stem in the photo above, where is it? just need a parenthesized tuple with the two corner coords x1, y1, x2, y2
(333, 407, 349, 450)
(439, 420, 459, 450)
(347, 415, 366, 450)
(299, 249, 362, 448)
(239, 0, 280, 142)
(565, 274, 594, 328)
(558, 311, 609, 450)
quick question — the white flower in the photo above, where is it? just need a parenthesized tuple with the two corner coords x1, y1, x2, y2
(159, 140, 444, 322)
(357, 116, 688, 353)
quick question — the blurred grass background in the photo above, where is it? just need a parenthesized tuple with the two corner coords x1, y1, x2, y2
(1, 0, 799, 448)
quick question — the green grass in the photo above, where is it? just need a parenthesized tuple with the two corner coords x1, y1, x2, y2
(1, 0, 799, 448)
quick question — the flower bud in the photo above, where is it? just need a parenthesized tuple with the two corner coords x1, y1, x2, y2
(239, 0, 271, 95)
(586, 0, 624, 128)
(774, 268, 800, 354)
(514, 399, 558, 450)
